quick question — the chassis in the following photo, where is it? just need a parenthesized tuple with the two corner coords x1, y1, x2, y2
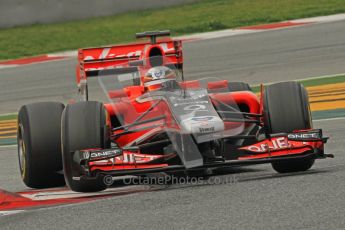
(17, 31, 331, 192)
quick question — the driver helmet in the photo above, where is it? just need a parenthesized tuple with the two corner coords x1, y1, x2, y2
(143, 66, 178, 91)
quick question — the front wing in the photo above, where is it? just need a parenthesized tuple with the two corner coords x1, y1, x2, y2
(72, 129, 330, 179)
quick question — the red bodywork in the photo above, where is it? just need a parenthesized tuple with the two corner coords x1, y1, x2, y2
(74, 34, 327, 175)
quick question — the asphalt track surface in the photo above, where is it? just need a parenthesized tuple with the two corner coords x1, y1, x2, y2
(0, 118, 344, 229)
(1, 20, 345, 229)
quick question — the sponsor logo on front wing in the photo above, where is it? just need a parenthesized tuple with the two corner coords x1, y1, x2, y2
(88, 149, 122, 160)
(116, 153, 160, 164)
(241, 137, 290, 153)
(287, 132, 319, 140)
(93, 153, 164, 165)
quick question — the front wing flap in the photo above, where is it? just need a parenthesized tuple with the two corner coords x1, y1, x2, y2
(238, 129, 327, 160)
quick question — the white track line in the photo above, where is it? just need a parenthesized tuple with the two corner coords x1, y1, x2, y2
(0, 210, 25, 217)
(293, 13, 345, 24)
(0, 64, 19, 69)
(297, 73, 345, 81)
(0, 113, 17, 117)
(180, 13, 345, 41)
(179, 29, 260, 41)
(314, 117, 345, 122)
(47, 50, 77, 58)
(21, 185, 148, 201)
(0, 144, 17, 148)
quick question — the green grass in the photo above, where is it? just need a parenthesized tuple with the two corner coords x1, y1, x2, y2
(299, 75, 345, 87)
(0, 114, 17, 121)
(312, 108, 345, 120)
(1, 0, 345, 60)
(0, 138, 17, 146)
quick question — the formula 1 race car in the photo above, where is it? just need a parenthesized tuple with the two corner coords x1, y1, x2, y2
(17, 31, 331, 192)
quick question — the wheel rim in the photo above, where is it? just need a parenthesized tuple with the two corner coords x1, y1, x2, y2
(17, 124, 26, 178)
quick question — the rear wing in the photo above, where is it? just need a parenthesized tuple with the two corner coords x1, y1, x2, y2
(76, 32, 183, 100)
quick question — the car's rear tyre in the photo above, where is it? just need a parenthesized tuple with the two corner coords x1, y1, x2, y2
(263, 82, 314, 173)
(228, 82, 252, 92)
(17, 102, 65, 188)
(61, 101, 109, 192)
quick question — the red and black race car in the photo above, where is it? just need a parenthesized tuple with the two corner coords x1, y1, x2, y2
(17, 31, 331, 192)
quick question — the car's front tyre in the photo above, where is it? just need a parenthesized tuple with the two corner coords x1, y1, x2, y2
(61, 101, 109, 192)
(263, 82, 315, 173)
